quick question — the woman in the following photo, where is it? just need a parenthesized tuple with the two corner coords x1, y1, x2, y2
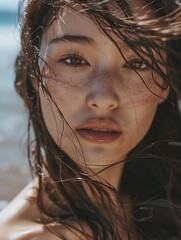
(0, 0, 181, 239)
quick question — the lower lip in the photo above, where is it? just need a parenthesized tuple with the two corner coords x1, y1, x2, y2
(76, 129, 121, 144)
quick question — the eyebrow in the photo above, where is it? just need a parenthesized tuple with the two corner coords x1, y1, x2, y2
(49, 35, 95, 46)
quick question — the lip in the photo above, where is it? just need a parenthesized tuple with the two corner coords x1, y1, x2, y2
(76, 119, 122, 144)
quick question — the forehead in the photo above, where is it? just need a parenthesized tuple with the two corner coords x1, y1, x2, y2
(42, 0, 153, 44)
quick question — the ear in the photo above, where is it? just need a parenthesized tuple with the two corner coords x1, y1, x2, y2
(157, 85, 170, 104)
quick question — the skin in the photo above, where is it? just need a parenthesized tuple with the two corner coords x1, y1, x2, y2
(39, 5, 169, 189)
(0, 0, 170, 239)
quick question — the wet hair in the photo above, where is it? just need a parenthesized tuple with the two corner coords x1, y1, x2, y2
(15, 0, 181, 239)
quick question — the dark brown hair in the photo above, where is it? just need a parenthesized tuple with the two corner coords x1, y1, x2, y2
(15, 0, 181, 239)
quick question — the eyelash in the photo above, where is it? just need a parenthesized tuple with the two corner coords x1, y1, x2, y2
(59, 54, 149, 71)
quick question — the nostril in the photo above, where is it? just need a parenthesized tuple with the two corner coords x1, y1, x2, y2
(91, 103, 98, 108)
(88, 100, 119, 111)
(109, 104, 116, 109)
(87, 91, 119, 111)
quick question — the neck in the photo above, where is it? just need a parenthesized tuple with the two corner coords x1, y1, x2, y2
(90, 161, 125, 191)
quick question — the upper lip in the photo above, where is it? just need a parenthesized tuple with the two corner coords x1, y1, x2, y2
(76, 119, 122, 133)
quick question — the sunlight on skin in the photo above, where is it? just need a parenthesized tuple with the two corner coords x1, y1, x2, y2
(39, 4, 169, 190)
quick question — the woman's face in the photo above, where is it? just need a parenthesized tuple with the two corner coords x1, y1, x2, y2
(39, 1, 169, 167)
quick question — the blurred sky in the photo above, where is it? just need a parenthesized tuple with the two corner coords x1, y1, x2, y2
(0, 0, 19, 11)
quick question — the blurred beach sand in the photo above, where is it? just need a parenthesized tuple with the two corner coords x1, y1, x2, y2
(0, 20, 31, 209)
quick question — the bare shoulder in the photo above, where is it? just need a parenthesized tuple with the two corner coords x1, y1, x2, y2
(0, 181, 43, 239)
(0, 180, 39, 224)
(0, 181, 62, 240)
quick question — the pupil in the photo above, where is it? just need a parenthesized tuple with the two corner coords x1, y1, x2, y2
(72, 58, 81, 64)
(134, 62, 141, 68)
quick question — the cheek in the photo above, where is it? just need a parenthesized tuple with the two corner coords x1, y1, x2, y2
(128, 89, 159, 130)
(116, 71, 167, 104)
(39, 77, 82, 141)
(43, 75, 81, 108)
(39, 88, 62, 144)
(134, 103, 157, 127)
(124, 102, 158, 150)
(39, 88, 83, 159)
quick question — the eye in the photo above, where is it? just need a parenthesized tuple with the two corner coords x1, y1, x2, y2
(60, 54, 89, 67)
(123, 58, 149, 71)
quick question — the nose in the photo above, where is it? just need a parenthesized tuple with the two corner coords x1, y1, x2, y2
(86, 79, 119, 112)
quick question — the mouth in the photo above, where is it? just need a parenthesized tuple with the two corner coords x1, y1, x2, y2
(76, 119, 122, 144)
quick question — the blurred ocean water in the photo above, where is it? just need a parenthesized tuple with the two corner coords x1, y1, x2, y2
(0, 9, 31, 209)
